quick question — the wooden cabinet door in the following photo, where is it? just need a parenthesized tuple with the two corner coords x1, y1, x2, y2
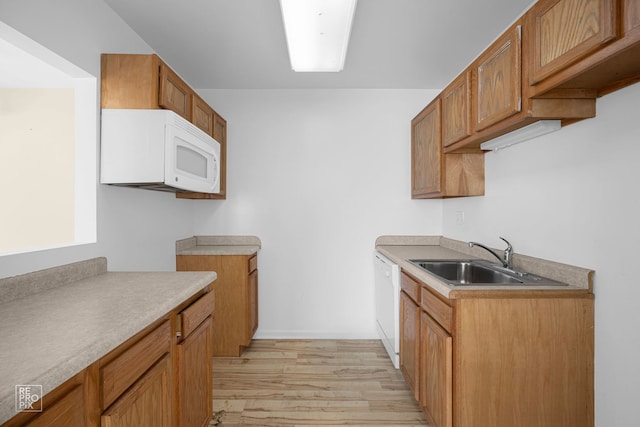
(101, 355, 171, 427)
(177, 318, 213, 427)
(23, 386, 84, 427)
(400, 290, 420, 400)
(159, 63, 192, 121)
(442, 71, 472, 147)
(213, 113, 227, 197)
(624, 0, 640, 36)
(476, 25, 521, 131)
(411, 99, 442, 198)
(529, 0, 616, 85)
(248, 269, 259, 341)
(192, 94, 215, 136)
(213, 113, 226, 144)
(420, 312, 452, 427)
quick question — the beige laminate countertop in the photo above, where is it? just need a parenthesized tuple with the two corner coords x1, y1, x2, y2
(375, 236, 594, 298)
(176, 235, 261, 256)
(0, 258, 216, 425)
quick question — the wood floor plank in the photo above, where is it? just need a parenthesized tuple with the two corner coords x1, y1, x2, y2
(212, 339, 428, 426)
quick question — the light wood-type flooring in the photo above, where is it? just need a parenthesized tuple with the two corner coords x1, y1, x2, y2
(211, 339, 429, 426)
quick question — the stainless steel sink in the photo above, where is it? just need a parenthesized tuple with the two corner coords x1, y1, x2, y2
(408, 259, 568, 286)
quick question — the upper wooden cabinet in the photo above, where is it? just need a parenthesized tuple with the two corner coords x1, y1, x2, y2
(191, 93, 215, 136)
(213, 114, 227, 199)
(410, 0, 640, 191)
(101, 54, 160, 110)
(475, 25, 522, 131)
(442, 71, 472, 147)
(528, 0, 617, 85)
(159, 62, 192, 121)
(412, 99, 442, 198)
(624, 0, 640, 35)
(101, 53, 227, 199)
(527, 0, 640, 97)
(442, 20, 596, 153)
(412, 98, 484, 199)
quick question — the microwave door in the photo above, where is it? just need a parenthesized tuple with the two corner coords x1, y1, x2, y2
(165, 124, 219, 193)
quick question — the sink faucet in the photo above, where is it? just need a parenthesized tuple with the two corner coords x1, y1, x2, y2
(468, 237, 513, 269)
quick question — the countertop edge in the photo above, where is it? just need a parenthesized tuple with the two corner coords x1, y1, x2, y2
(176, 235, 262, 255)
(176, 245, 261, 256)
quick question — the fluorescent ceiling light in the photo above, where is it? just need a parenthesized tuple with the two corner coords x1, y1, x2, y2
(280, 0, 358, 72)
(480, 120, 562, 151)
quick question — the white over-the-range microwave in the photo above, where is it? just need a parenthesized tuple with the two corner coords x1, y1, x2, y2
(100, 109, 220, 194)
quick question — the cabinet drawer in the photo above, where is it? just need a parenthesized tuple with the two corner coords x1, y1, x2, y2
(179, 290, 215, 339)
(401, 272, 420, 303)
(420, 287, 453, 333)
(101, 355, 171, 427)
(101, 320, 171, 409)
(248, 254, 258, 274)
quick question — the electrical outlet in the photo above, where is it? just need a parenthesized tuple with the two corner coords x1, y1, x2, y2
(455, 211, 465, 225)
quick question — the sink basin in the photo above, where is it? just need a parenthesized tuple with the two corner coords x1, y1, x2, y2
(408, 259, 568, 286)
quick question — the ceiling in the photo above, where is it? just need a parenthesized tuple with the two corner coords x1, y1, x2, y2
(103, 0, 534, 90)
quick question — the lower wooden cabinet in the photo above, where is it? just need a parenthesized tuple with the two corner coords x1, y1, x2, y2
(177, 253, 259, 356)
(101, 355, 172, 427)
(175, 290, 214, 427)
(399, 280, 420, 400)
(100, 321, 171, 410)
(420, 311, 452, 427)
(399, 291, 420, 399)
(399, 271, 594, 427)
(27, 387, 84, 427)
(176, 320, 212, 427)
(2, 288, 214, 427)
(15, 383, 85, 427)
(248, 267, 259, 342)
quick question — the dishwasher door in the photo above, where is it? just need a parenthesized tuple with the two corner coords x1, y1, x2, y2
(374, 251, 400, 368)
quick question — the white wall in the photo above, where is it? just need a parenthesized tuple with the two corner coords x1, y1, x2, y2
(0, 0, 197, 277)
(195, 89, 442, 338)
(442, 82, 640, 427)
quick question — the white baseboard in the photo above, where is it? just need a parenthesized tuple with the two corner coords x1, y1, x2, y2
(254, 329, 379, 340)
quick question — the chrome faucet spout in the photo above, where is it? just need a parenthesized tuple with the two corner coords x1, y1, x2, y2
(469, 237, 513, 269)
(500, 237, 513, 270)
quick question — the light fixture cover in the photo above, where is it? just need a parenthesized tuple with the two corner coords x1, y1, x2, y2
(280, 0, 358, 72)
(480, 120, 562, 151)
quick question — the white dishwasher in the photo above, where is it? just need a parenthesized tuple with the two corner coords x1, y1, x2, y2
(374, 251, 400, 368)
